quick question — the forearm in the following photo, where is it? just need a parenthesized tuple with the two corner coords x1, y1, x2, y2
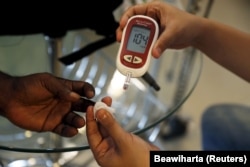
(193, 17, 250, 82)
(0, 71, 13, 116)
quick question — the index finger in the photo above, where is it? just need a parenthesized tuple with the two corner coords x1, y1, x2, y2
(70, 81, 95, 98)
(86, 106, 103, 149)
(57, 78, 95, 99)
(71, 97, 95, 112)
(119, 2, 160, 28)
(117, 2, 159, 43)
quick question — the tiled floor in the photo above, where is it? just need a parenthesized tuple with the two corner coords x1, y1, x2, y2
(0, 0, 249, 166)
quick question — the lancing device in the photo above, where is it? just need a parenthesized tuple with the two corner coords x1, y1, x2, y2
(116, 15, 159, 90)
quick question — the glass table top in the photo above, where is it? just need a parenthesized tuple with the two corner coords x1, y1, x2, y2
(0, 29, 202, 153)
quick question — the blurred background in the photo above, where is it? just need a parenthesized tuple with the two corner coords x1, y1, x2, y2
(165, 0, 250, 150)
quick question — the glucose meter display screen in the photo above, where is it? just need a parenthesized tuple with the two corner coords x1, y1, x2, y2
(127, 26, 150, 53)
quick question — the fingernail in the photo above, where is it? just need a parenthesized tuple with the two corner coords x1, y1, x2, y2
(97, 110, 107, 121)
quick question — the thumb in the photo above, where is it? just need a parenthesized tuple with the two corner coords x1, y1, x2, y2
(152, 29, 174, 58)
(96, 109, 127, 145)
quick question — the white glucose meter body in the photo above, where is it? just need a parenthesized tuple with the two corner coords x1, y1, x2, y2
(116, 15, 159, 79)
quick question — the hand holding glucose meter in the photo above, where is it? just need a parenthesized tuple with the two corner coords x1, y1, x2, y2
(116, 15, 159, 90)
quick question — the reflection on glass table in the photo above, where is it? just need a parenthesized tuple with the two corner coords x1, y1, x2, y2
(0, 29, 202, 155)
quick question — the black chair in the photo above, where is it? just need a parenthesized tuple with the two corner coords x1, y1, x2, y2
(0, 1, 122, 68)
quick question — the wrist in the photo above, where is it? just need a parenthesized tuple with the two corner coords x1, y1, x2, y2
(190, 16, 209, 49)
(0, 71, 14, 116)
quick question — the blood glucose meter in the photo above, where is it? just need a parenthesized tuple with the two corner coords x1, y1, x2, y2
(116, 15, 159, 90)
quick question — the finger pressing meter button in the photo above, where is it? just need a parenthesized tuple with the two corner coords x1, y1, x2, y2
(116, 15, 159, 90)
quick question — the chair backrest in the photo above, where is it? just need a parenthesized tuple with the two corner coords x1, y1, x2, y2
(0, 1, 123, 38)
